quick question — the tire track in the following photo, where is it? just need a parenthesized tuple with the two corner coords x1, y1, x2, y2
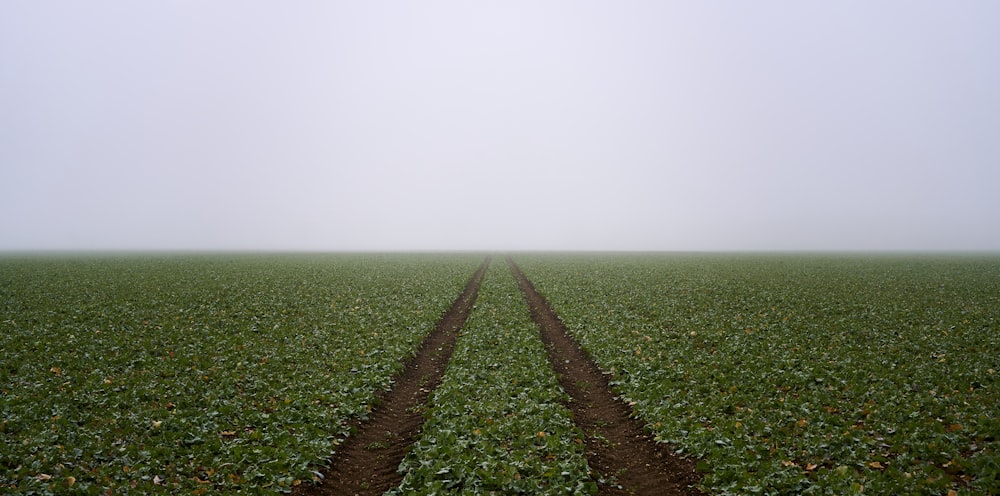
(297, 256, 490, 496)
(507, 257, 702, 496)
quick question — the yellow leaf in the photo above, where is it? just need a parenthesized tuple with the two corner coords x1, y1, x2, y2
(66, 476, 76, 487)
(869, 461, 884, 469)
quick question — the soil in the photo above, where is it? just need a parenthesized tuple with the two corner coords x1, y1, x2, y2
(508, 257, 703, 495)
(299, 255, 702, 495)
(295, 257, 490, 496)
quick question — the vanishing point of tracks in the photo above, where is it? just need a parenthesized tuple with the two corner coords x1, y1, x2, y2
(296, 256, 701, 495)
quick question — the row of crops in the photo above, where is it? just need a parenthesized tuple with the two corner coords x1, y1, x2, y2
(391, 261, 594, 495)
(0, 254, 482, 494)
(517, 253, 1000, 495)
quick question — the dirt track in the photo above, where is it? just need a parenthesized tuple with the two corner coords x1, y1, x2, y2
(296, 257, 490, 496)
(300, 255, 701, 495)
(508, 257, 701, 495)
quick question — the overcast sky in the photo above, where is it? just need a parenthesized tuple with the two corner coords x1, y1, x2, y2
(2, 1, 998, 251)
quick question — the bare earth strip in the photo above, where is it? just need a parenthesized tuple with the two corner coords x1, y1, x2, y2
(507, 257, 703, 496)
(297, 257, 491, 496)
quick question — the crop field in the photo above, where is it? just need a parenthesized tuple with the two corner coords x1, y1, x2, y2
(0, 254, 480, 494)
(2, 252, 998, 495)
(517, 253, 999, 495)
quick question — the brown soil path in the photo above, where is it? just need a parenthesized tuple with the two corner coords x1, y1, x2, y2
(296, 257, 490, 496)
(507, 257, 702, 496)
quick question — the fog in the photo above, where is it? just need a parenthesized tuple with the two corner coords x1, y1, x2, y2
(3, 1, 999, 251)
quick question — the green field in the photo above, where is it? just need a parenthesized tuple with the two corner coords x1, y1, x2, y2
(0, 254, 480, 494)
(2, 253, 998, 495)
(517, 253, 999, 495)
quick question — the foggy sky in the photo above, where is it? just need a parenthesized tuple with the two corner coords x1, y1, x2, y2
(2, 1, 999, 251)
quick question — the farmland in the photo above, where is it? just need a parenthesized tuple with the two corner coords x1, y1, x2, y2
(2, 252, 998, 495)
(517, 253, 1000, 495)
(0, 254, 481, 494)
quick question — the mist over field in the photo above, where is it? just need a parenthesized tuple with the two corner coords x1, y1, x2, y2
(2, 1, 999, 252)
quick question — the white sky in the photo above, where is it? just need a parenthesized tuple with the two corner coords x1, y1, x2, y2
(2, 1, 998, 251)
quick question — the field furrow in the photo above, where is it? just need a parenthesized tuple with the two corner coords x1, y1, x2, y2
(300, 256, 490, 495)
(509, 257, 701, 495)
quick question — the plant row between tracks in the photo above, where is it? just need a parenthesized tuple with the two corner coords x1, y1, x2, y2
(390, 262, 595, 495)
